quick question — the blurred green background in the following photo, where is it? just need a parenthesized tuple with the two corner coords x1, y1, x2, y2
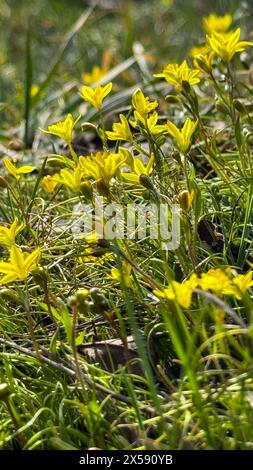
(0, 0, 251, 133)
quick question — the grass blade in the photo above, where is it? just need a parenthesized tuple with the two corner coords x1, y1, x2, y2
(32, 6, 95, 107)
(24, 27, 33, 147)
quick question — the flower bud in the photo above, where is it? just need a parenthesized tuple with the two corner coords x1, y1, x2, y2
(182, 80, 191, 93)
(81, 122, 97, 132)
(81, 180, 93, 200)
(96, 179, 111, 199)
(0, 176, 9, 189)
(97, 238, 110, 248)
(32, 267, 48, 288)
(0, 288, 20, 304)
(89, 287, 101, 300)
(165, 94, 179, 103)
(0, 383, 11, 401)
(215, 99, 230, 115)
(89, 288, 109, 314)
(139, 174, 155, 190)
(156, 135, 166, 146)
(178, 190, 194, 211)
(69, 288, 89, 313)
(68, 295, 77, 307)
(194, 55, 211, 74)
(76, 289, 89, 304)
(233, 99, 246, 114)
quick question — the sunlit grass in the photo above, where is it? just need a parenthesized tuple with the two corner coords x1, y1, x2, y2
(1, 0, 253, 451)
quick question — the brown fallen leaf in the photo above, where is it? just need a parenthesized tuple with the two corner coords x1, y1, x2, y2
(78, 335, 144, 375)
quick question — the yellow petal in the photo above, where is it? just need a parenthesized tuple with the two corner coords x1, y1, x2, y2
(17, 165, 35, 174)
(0, 273, 19, 284)
(101, 82, 112, 100)
(4, 159, 18, 178)
(0, 261, 16, 274)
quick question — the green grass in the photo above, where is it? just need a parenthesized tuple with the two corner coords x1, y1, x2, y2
(1, 0, 253, 451)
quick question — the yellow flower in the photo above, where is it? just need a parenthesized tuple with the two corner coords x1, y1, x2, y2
(0, 246, 41, 284)
(189, 44, 215, 74)
(79, 150, 126, 183)
(193, 51, 215, 74)
(154, 279, 193, 309)
(106, 114, 133, 142)
(198, 267, 253, 300)
(110, 260, 133, 287)
(145, 113, 166, 134)
(41, 175, 59, 193)
(118, 147, 134, 168)
(43, 114, 80, 145)
(79, 248, 112, 265)
(132, 88, 158, 124)
(121, 154, 154, 184)
(187, 273, 199, 289)
(78, 232, 113, 265)
(229, 271, 253, 299)
(197, 267, 253, 299)
(203, 13, 232, 35)
(80, 82, 112, 109)
(0, 219, 25, 247)
(131, 89, 161, 133)
(154, 60, 200, 89)
(53, 166, 83, 193)
(165, 282, 193, 309)
(131, 111, 165, 134)
(189, 44, 210, 58)
(83, 66, 107, 85)
(154, 273, 199, 309)
(164, 118, 198, 154)
(207, 28, 253, 62)
(4, 159, 35, 180)
(199, 268, 233, 295)
(82, 51, 112, 84)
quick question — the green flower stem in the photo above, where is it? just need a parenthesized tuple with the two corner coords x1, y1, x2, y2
(24, 283, 40, 360)
(68, 142, 78, 163)
(71, 303, 87, 400)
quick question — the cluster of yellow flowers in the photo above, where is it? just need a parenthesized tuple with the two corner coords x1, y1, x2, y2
(41, 85, 198, 197)
(41, 13, 252, 195)
(0, 160, 41, 284)
(1, 10, 252, 316)
(155, 268, 253, 309)
(155, 13, 252, 90)
(0, 219, 41, 284)
(192, 12, 252, 71)
(42, 147, 129, 195)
